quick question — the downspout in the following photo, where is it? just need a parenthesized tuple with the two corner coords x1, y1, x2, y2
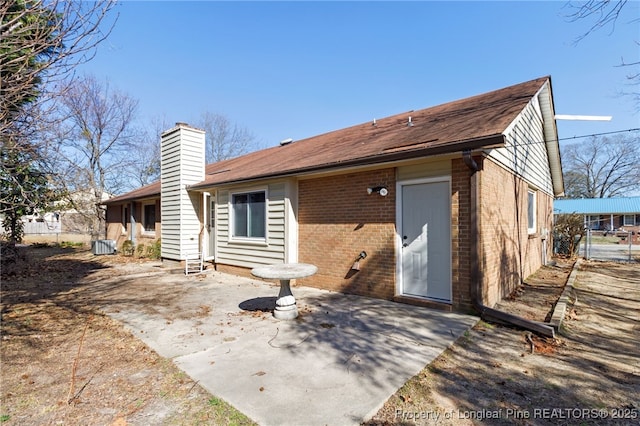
(462, 150, 555, 338)
(129, 201, 136, 246)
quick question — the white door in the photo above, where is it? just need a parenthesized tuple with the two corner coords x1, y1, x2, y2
(207, 196, 216, 260)
(400, 180, 451, 301)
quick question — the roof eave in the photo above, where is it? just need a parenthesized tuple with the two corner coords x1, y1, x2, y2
(538, 78, 564, 197)
(189, 135, 505, 190)
(102, 190, 161, 205)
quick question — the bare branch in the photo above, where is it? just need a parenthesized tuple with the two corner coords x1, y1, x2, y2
(39, 75, 140, 238)
(196, 112, 260, 163)
(1, 0, 118, 134)
(564, 0, 628, 43)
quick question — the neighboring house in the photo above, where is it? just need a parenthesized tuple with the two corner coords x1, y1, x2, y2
(18, 190, 112, 236)
(103, 76, 564, 312)
(554, 197, 640, 234)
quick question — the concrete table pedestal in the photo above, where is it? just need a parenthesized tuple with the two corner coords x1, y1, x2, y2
(251, 263, 318, 320)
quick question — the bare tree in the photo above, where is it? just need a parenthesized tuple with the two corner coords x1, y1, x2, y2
(52, 75, 139, 238)
(1, 0, 117, 133)
(119, 113, 259, 189)
(125, 115, 169, 187)
(561, 133, 640, 198)
(564, 1, 639, 108)
(1, 0, 116, 244)
(196, 112, 258, 163)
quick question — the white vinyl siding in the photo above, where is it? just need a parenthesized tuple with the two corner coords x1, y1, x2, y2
(160, 125, 205, 260)
(486, 91, 554, 196)
(215, 181, 289, 268)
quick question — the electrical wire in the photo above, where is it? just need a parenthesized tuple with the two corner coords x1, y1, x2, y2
(506, 127, 639, 147)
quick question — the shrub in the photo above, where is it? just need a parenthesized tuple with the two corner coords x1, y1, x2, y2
(146, 239, 161, 259)
(121, 240, 134, 256)
(553, 213, 584, 257)
(59, 241, 83, 248)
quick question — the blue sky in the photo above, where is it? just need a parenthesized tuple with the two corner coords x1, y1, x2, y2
(79, 1, 639, 150)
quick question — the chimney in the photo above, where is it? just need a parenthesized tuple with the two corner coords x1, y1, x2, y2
(160, 122, 205, 262)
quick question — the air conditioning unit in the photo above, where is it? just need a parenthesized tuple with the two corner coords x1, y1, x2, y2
(91, 239, 116, 255)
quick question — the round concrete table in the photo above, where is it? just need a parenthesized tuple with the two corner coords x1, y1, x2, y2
(251, 263, 318, 320)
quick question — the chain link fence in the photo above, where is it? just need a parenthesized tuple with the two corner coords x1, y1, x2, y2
(555, 229, 639, 262)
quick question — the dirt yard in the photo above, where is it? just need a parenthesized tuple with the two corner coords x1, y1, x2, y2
(369, 260, 640, 425)
(0, 245, 254, 425)
(1, 245, 639, 425)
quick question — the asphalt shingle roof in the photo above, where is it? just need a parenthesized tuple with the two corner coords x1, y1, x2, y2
(105, 76, 551, 205)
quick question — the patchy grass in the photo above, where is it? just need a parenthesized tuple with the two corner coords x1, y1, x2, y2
(1, 244, 254, 426)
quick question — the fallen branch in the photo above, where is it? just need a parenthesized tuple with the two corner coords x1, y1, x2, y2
(187, 380, 200, 394)
(525, 332, 535, 354)
(67, 316, 91, 404)
(68, 363, 104, 405)
(267, 327, 310, 348)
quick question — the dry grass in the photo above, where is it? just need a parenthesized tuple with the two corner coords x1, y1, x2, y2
(1, 244, 254, 425)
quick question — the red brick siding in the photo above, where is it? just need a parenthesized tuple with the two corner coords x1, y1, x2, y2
(105, 200, 161, 249)
(451, 158, 474, 311)
(217, 263, 262, 280)
(479, 159, 553, 307)
(105, 203, 126, 246)
(298, 169, 397, 299)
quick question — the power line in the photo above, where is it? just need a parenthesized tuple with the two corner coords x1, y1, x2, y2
(557, 127, 640, 142)
(507, 127, 639, 147)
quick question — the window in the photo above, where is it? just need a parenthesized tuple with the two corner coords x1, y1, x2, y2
(623, 214, 635, 227)
(232, 191, 266, 239)
(527, 189, 536, 234)
(587, 215, 600, 230)
(143, 204, 156, 232)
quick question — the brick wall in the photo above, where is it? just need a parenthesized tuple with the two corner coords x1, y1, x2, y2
(451, 158, 474, 311)
(105, 203, 125, 245)
(479, 158, 553, 307)
(105, 200, 161, 249)
(298, 169, 397, 299)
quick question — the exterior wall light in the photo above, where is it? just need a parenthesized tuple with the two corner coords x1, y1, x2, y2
(367, 186, 388, 196)
(351, 251, 368, 271)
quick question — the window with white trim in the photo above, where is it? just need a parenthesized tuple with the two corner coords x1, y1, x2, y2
(587, 215, 600, 230)
(143, 203, 156, 233)
(623, 214, 635, 226)
(231, 191, 266, 239)
(527, 189, 536, 234)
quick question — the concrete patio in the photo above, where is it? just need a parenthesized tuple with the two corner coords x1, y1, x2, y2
(98, 268, 478, 425)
